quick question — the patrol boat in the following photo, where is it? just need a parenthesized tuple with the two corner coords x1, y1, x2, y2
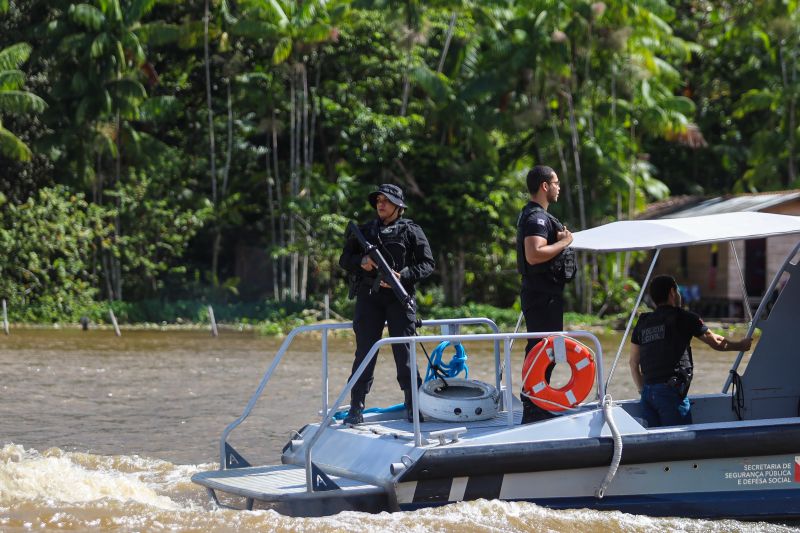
(193, 211, 800, 520)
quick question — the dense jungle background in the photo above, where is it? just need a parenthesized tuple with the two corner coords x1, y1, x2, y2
(0, 0, 798, 329)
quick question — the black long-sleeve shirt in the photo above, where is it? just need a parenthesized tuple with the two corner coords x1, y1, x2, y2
(339, 217, 435, 290)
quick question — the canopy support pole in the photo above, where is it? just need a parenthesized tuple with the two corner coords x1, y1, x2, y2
(729, 241, 754, 325)
(605, 248, 661, 392)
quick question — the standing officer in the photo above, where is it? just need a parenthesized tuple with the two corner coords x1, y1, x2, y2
(339, 184, 435, 425)
(629, 275, 752, 427)
(516, 165, 574, 424)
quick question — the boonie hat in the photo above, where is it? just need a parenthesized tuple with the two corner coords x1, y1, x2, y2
(368, 183, 407, 208)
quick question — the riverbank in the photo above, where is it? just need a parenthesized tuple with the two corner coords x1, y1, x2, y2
(0, 313, 752, 338)
(1, 295, 756, 338)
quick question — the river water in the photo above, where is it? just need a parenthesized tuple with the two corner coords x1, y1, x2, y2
(0, 326, 794, 532)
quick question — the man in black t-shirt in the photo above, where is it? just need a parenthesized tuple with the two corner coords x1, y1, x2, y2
(516, 165, 573, 423)
(629, 275, 753, 427)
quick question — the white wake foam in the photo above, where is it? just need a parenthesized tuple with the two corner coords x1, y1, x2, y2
(0, 444, 178, 509)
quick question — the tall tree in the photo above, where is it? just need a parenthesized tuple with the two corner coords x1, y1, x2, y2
(39, 0, 188, 301)
(232, 0, 347, 301)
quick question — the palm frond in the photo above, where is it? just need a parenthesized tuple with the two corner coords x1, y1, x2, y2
(262, 0, 290, 28)
(135, 22, 182, 47)
(296, 0, 319, 26)
(0, 127, 33, 161)
(57, 33, 93, 56)
(90, 32, 113, 59)
(652, 56, 680, 82)
(409, 65, 451, 104)
(69, 3, 106, 32)
(122, 31, 145, 65)
(106, 78, 147, 102)
(229, 19, 280, 41)
(272, 36, 292, 65)
(632, 3, 673, 36)
(0, 70, 25, 91)
(734, 89, 777, 118)
(0, 91, 47, 114)
(664, 95, 695, 116)
(124, 0, 157, 26)
(304, 23, 332, 44)
(640, 173, 670, 201)
(0, 43, 32, 71)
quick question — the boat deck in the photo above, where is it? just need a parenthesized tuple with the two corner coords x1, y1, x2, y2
(193, 464, 385, 501)
(351, 394, 524, 437)
(193, 400, 526, 506)
(371, 411, 523, 433)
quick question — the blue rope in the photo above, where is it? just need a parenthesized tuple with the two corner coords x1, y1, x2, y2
(333, 341, 469, 420)
(425, 341, 468, 381)
(333, 402, 404, 420)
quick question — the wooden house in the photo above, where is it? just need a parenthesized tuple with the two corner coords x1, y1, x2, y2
(638, 191, 800, 319)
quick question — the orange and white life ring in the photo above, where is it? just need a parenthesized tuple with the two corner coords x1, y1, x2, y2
(521, 335, 596, 413)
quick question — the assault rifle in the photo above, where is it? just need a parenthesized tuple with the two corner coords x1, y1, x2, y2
(347, 221, 416, 317)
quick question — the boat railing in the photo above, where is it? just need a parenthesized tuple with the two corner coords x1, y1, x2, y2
(303, 329, 605, 492)
(218, 317, 503, 469)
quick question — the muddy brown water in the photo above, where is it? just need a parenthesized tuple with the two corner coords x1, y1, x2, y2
(2, 326, 789, 533)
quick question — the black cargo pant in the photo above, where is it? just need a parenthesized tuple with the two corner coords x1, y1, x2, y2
(520, 289, 564, 423)
(349, 284, 421, 400)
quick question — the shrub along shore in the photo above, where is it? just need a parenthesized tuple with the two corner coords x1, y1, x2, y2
(1, 299, 750, 338)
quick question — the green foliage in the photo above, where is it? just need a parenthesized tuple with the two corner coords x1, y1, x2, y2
(1, 0, 799, 324)
(0, 90, 47, 114)
(100, 297, 309, 324)
(69, 4, 106, 32)
(0, 42, 32, 70)
(422, 302, 521, 331)
(592, 274, 641, 318)
(0, 70, 25, 90)
(108, 166, 213, 297)
(0, 186, 110, 321)
(0, 127, 33, 160)
(0, 41, 46, 161)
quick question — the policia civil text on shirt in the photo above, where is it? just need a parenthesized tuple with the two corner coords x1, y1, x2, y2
(338, 184, 435, 425)
(628, 275, 753, 427)
(516, 165, 576, 424)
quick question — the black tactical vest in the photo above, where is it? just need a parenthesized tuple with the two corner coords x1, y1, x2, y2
(637, 307, 694, 384)
(517, 204, 547, 276)
(360, 218, 413, 277)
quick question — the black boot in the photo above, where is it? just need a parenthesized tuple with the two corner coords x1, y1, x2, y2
(404, 389, 424, 423)
(344, 391, 365, 425)
(521, 394, 555, 424)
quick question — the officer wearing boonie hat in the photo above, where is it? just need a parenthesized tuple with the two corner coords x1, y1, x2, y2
(368, 184, 407, 209)
(339, 183, 435, 425)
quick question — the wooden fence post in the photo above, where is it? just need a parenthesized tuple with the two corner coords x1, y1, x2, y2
(109, 307, 121, 337)
(2, 299, 8, 335)
(208, 305, 219, 337)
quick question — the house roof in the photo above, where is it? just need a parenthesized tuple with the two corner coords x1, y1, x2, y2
(639, 190, 800, 219)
